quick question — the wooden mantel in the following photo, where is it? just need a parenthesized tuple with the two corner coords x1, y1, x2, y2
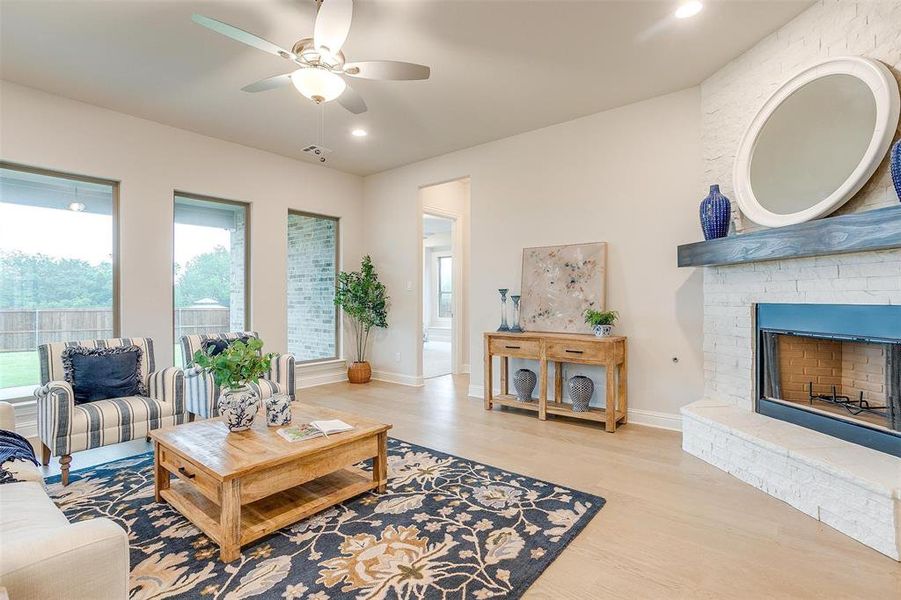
(677, 204, 901, 268)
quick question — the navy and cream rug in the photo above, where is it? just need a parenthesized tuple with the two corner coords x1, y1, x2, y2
(47, 439, 604, 599)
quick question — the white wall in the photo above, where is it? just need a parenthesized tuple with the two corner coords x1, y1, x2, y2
(0, 81, 364, 369)
(363, 88, 704, 424)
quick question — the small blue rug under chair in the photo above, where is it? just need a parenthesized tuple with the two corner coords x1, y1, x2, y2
(47, 438, 604, 599)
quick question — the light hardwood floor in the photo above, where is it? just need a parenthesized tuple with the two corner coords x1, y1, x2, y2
(43, 375, 900, 599)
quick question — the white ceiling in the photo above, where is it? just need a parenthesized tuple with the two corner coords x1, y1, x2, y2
(0, 1, 810, 176)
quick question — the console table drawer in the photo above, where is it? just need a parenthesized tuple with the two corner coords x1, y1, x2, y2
(545, 339, 612, 362)
(489, 338, 540, 358)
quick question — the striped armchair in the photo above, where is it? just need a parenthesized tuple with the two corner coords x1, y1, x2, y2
(180, 332, 295, 420)
(34, 337, 186, 485)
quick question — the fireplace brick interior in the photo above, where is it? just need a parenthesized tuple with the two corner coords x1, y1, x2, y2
(776, 336, 887, 405)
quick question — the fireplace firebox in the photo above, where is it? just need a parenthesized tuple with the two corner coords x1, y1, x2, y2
(756, 304, 901, 456)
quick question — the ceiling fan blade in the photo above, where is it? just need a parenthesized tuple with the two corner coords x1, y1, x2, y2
(192, 14, 297, 61)
(313, 0, 353, 54)
(241, 73, 293, 93)
(343, 61, 430, 81)
(337, 82, 367, 114)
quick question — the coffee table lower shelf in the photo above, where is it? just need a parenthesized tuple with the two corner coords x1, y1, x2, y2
(160, 466, 376, 559)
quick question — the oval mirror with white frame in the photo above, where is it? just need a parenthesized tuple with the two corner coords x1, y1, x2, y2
(733, 56, 900, 228)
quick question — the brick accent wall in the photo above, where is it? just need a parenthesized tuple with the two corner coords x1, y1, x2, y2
(703, 249, 901, 410)
(686, 0, 901, 562)
(287, 214, 338, 362)
(701, 0, 901, 233)
(700, 1, 901, 408)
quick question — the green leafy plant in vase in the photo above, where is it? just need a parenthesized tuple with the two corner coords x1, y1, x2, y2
(334, 255, 389, 383)
(193, 337, 275, 431)
(584, 309, 619, 338)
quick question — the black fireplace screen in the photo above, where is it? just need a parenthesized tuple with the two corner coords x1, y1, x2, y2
(756, 304, 901, 456)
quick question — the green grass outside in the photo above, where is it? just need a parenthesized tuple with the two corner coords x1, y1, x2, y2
(0, 351, 40, 389)
(0, 347, 191, 392)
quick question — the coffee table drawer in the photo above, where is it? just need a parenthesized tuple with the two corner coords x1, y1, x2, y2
(160, 446, 219, 503)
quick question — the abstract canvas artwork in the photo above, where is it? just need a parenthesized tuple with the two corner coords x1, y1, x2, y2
(520, 242, 607, 334)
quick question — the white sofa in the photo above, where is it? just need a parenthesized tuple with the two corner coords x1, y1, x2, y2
(0, 402, 130, 600)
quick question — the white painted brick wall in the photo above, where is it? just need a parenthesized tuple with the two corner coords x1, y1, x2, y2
(689, 1, 901, 561)
(703, 249, 901, 410)
(701, 0, 901, 233)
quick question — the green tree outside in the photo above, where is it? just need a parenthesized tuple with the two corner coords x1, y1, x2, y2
(1, 247, 232, 310)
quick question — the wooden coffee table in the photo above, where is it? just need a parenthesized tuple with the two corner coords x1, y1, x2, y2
(150, 404, 391, 562)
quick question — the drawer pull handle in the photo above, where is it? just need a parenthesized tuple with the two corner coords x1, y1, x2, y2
(177, 466, 195, 479)
(565, 349, 584, 354)
(505, 345, 521, 349)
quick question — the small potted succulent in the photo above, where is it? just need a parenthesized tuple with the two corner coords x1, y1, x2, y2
(584, 309, 619, 337)
(334, 255, 389, 384)
(194, 338, 274, 431)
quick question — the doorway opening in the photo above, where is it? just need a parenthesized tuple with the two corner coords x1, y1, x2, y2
(420, 177, 470, 380)
(422, 214, 453, 377)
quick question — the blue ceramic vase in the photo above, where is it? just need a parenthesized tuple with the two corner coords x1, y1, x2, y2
(699, 184, 731, 240)
(890, 139, 901, 201)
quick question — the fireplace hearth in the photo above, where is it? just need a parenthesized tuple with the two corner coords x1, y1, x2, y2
(756, 304, 901, 456)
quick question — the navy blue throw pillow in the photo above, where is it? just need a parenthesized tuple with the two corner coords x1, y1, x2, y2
(62, 345, 146, 405)
(201, 335, 252, 357)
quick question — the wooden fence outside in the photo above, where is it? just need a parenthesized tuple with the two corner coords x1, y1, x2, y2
(0, 308, 230, 352)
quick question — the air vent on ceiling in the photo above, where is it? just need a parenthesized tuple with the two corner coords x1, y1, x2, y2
(302, 144, 333, 163)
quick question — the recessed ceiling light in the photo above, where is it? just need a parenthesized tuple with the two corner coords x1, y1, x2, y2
(675, 1, 703, 19)
(68, 202, 86, 212)
(351, 128, 368, 137)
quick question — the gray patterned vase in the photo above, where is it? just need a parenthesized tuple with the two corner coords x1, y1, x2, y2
(217, 385, 259, 432)
(265, 393, 292, 427)
(568, 375, 594, 412)
(513, 369, 537, 402)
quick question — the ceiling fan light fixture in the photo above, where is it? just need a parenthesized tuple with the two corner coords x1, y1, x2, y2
(291, 68, 346, 103)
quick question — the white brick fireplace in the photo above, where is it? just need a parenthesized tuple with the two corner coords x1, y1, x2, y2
(681, 248, 901, 559)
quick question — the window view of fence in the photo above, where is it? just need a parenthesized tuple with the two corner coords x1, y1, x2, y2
(0, 165, 117, 396)
(173, 194, 248, 366)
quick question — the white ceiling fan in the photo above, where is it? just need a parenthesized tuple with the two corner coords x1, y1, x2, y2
(192, 0, 430, 115)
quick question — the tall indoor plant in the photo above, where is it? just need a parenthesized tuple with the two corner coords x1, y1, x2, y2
(194, 337, 274, 431)
(335, 255, 389, 383)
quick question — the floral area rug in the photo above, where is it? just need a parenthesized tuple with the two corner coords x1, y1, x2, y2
(46, 439, 604, 599)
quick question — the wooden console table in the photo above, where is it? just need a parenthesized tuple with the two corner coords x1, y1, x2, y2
(483, 331, 627, 431)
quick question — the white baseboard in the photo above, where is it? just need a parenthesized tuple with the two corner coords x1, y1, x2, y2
(296, 360, 348, 389)
(297, 370, 348, 389)
(372, 370, 424, 387)
(467, 385, 682, 431)
(627, 409, 682, 431)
